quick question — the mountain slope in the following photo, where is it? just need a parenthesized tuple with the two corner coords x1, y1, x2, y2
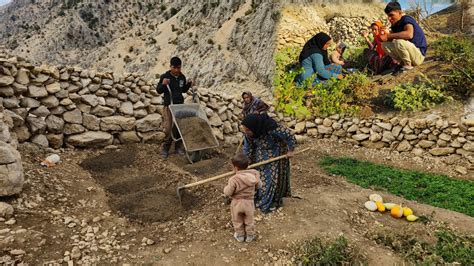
(0, 0, 278, 97)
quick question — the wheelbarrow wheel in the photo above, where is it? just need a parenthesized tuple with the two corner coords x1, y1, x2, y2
(186, 151, 203, 164)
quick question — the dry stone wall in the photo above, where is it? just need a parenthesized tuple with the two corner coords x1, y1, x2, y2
(0, 54, 472, 160)
(0, 107, 24, 196)
(0, 55, 245, 149)
(282, 114, 474, 160)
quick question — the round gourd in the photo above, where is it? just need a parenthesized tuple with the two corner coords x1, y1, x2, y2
(369, 194, 383, 202)
(403, 207, 413, 217)
(391, 204, 404, 218)
(375, 201, 385, 212)
(364, 201, 377, 211)
(406, 215, 418, 222)
(384, 203, 396, 210)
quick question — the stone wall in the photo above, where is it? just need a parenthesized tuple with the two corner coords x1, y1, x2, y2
(0, 55, 244, 149)
(284, 114, 473, 160)
(0, 107, 24, 196)
(0, 54, 472, 160)
(277, 4, 385, 50)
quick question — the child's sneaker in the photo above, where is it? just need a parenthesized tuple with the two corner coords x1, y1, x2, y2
(233, 233, 245, 242)
(245, 235, 256, 242)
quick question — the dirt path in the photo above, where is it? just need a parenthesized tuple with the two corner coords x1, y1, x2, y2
(0, 140, 472, 264)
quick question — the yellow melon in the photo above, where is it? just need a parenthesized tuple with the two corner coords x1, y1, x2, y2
(369, 194, 383, 202)
(391, 204, 403, 218)
(403, 207, 413, 217)
(406, 215, 418, 222)
(375, 201, 385, 212)
(384, 203, 396, 210)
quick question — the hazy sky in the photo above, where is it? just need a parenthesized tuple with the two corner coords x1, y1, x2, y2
(0, 0, 11, 7)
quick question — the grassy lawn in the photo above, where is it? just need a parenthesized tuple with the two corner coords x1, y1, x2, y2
(320, 157, 474, 217)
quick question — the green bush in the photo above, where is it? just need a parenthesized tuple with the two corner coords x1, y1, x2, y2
(432, 36, 473, 61)
(432, 36, 474, 96)
(274, 47, 375, 117)
(387, 79, 452, 111)
(273, 47, 311, 118)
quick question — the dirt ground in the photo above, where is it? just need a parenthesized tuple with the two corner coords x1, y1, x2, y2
(177, 117, 217, 151)
(0, 138, 472, 265)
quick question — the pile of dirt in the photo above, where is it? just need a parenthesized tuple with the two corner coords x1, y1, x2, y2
(176, 117, 217, 151)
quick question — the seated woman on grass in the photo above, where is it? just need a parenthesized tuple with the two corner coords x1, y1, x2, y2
(295, 32, 343, 86)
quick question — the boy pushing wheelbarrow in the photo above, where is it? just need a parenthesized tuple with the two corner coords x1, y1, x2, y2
(156, 56, 194, 158)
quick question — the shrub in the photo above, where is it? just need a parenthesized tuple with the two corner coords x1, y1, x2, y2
(207, 39, 214, 45)
(346, 46, 368, 70)
(310, 80, 359, 116)
(432, 36, 473, 61)
(432, 36, 473, 96)
(170, 7, 178, 16)
(387, 79, 452, 111)
(273, 47, 311, 118)
(274, 47, 375, 117)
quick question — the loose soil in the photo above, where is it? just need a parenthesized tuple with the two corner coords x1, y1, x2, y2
(1, 140, 472, 265)
(80, 147, 200, 223)
(176, 117, 217, 151)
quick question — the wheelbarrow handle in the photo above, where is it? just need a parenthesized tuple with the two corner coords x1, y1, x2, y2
(166, 84, 174, 105)
(180, 147, 310, 189)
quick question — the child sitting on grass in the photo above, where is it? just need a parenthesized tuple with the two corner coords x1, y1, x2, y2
(223, 153, 261, 243)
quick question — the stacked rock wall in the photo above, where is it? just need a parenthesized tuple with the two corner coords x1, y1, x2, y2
(0, 55, 244, 149)
(0, 55, 472, 160)
(277, 5, 385, 50)
(0, 107, 24, 196)
(284, 114, 474, 159)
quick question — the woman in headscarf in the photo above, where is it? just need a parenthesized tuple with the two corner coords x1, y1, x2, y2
(295, 32, 343, 85)
(362, 21, 394, 74)
(241, 91, 270, 118)
(241, 113, 296, 213)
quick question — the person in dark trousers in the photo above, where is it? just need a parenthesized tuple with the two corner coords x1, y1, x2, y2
(156, 56, 193, 158)
(380, 1, 427, 74)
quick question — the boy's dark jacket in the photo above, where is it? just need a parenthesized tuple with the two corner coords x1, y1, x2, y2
(156, 70, 191, 105)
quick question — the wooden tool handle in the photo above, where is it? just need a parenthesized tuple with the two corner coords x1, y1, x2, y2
(182, 147, 310, 189)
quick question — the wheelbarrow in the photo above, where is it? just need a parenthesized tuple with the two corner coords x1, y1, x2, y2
(166, 85, 219, 164)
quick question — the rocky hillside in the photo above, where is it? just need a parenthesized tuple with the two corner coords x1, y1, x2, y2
(0, 0, 391, 98)
(0, 0, 278, 97)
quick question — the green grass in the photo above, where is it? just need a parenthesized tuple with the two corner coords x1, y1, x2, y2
(320, 157, 474, 217)
(293, 236, 365, 265)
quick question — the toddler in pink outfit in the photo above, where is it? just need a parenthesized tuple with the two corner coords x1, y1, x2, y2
(224, 153, 261, 242)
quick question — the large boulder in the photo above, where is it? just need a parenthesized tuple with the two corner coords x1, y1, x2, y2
(66, 131, 113, 147)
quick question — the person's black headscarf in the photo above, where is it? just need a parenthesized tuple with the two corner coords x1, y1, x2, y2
(241, 113, 278, 139)
(298, 32, 332, 65)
